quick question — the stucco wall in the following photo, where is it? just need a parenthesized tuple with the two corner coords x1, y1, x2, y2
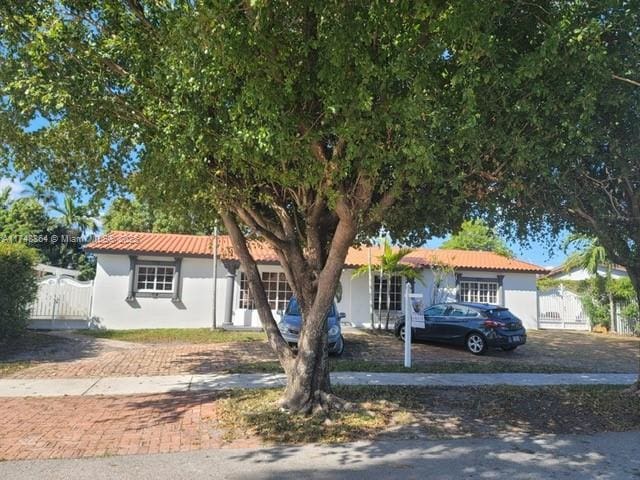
(92, 254, 540, 330)
(92, 254, 228, 330)
(550, 266, 628, 281)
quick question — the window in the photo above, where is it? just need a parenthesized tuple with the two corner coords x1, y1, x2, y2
(425, 305, 449, 317)
(238, 272, 293, 311)
(458, 281, 498, 304)
(135, 265, 175, 293)
(374, 275, 403, 311)
(446, 305, 481, 317)
(238, 272, 255, 309)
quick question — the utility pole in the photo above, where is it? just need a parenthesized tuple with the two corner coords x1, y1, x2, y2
(212, 223, 219, 330)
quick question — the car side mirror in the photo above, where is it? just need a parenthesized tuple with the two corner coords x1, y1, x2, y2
(339, 312, 346, 319)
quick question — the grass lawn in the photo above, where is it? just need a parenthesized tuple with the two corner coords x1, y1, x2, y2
(228, 359, 586, 374)
(77, 328, 266, 343)
(0, 331, 69, 361)
(0, 361, 32, 377)
(217, 385, 640, 444)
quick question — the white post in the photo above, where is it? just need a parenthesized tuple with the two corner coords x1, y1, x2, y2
(404, 282, 412, 368)
(212, 224, 219, 330)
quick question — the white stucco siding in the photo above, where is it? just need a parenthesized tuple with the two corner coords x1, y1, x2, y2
(551, 266, 628, 281)
(92, 253, 227, 330)
(501, 273, 539, 329)
(91, 253, 540, 331)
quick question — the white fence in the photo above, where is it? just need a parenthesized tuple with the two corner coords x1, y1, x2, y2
(614, 301, 640, 335)
(538, 286, 591, 331)
(29, 276, 94, 330)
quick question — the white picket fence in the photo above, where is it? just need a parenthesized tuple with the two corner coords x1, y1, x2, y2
(29, 276, 94, 330)
(538, 286, 591, 331)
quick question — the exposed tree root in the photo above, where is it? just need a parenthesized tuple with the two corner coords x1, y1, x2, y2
(279, 389, 353, 415)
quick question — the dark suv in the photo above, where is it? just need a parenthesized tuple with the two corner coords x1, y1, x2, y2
(394, 302, 526, 355)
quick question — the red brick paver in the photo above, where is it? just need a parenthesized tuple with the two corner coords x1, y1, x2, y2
(10, 342, 275, 379)
(0, 393, 259, 460)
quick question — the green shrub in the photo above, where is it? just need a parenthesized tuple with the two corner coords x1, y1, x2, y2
(0, 242, 39, 339)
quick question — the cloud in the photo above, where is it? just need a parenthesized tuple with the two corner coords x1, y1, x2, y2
(0, 177, 26, 200)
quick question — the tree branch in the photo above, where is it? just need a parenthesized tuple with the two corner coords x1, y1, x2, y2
(612, 74, 640, 88)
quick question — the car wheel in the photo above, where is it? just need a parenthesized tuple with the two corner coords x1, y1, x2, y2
(466, 333, 487, 355)
(398, 324, 406, 342)
(501, 346, 517, 352)
(331, 335, 345, 356)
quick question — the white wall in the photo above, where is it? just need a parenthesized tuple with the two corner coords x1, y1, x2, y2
(501, 272, 539, 329)
(92, 254, 540, 330)
(551, 266, 628, 281)
(92, 254, 228, 330)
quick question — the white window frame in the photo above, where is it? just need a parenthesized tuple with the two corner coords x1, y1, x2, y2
(238, 271, 293, 311)
(135, 264, 176, 294)
(458, 280, 498, 304)
(374, 275, 403, 311)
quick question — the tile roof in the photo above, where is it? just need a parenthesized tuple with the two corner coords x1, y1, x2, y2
(86, 231, 546, 273)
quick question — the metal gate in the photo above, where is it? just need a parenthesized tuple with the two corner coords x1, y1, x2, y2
(29, 276, 94, 330)
(614, 301, 640, 336)
(538, 286, 591, 331)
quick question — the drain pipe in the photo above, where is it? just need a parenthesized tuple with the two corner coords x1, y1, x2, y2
(211, 224, 219, 330)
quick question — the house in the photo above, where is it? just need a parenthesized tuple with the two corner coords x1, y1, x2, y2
(544, 264, 628, 281)
(85, 231, 546, 330)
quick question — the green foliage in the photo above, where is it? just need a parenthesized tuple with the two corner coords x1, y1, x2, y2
(0, 242, 39, 339)
(470, 1, 640, 306)
(0, 196, 50, 244)
(562, 235, 610, 276)
(103, 197, 215, 234)
(442, 220, 513, 257)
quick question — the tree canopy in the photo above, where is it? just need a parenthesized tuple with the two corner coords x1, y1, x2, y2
(441, 220, 513, 258)
(103, 197, 216, 234)
(3, 1, 638, 407)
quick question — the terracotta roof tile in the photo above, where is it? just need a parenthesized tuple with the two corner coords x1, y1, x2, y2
(86, 231, 545, 273)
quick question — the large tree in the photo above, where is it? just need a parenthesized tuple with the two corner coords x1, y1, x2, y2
(441, 219, 513, 258)
(0, 1, 619, 410)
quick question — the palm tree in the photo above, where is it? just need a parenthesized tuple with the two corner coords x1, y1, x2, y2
(563, 234, 616, 331)
(23, 180, 56, 206)
(0, 186, 11, 209)
(563, 234, 611, 276)
(353, 239, 424, 330)
(51, 194, 98, 234)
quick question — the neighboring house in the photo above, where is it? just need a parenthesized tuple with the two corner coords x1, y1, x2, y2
(545, 264, 628, 281)
(84, 231, 546, 331)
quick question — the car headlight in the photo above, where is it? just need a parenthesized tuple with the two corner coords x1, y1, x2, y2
(328, 325, 340, 337)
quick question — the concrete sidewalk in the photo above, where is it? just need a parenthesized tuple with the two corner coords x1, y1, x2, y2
(0, 372, 636, 397)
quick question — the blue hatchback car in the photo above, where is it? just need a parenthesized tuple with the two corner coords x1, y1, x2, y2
(394, 302, 527, 355)
(278, 297, 345, 355)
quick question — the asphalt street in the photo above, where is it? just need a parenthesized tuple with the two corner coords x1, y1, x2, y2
(1, 431, 639, 480)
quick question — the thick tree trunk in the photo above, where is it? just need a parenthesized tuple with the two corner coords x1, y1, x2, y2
(279, 215, 357, 413)
(624, 264, 640, 395)
(222, 207, 358, 413)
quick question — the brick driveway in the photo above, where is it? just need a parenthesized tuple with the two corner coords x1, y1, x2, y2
(2, 329, 638, 379)
(346, 330, 640, 373)
(0, 392, 257, 460)
(8, 340, 275, 379)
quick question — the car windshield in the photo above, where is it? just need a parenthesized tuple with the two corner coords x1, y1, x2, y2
(486, 308, 517, 320)
(286, 298, 300, 316)
(285, 298, 336, 317)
